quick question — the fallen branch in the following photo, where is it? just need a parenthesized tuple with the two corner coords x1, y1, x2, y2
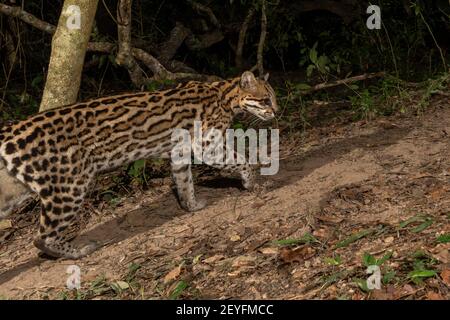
(433, 90, 450, 97)
(305, 72, 386, 94)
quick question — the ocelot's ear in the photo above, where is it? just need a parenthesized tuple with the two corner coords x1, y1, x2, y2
(240, 71, 258, 91)
(263, 73, 270, 82)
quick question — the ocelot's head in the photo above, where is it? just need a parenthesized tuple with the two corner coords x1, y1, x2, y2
(237, 71, 278, 121)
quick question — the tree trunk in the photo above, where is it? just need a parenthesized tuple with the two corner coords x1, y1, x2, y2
(40, 0, 99, 111)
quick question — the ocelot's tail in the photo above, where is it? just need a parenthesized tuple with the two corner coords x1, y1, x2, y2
(0, 158, 32, 219)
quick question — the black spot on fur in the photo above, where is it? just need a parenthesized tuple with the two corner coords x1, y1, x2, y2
(59, 108, 71, 116)
(5, 142, 16, 154)
(149, 95, 162, 103)
(40, 187, 52, 198)
(17, 138, 26, 149)
(89, 101, 101, 108)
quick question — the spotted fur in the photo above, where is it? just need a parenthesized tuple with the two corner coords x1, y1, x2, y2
(0, 71, 277, 259)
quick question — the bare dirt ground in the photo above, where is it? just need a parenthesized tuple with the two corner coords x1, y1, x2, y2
(0, 96, 449, 300)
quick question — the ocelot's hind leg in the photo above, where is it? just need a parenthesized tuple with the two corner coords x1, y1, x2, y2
(33, 184, 99, 259)
(171, 162, 206, 211)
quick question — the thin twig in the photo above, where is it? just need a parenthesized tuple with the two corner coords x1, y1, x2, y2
(305, 72, 386, 94)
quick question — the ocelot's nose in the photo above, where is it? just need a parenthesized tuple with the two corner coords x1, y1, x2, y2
(265, 109, 275, 119)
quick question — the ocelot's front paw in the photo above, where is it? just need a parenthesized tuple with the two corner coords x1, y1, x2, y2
(242, 178, 255, 191)
(180, 198, 206, 212)
(241, 170, 256, 191)
(77, 241, 100, 258)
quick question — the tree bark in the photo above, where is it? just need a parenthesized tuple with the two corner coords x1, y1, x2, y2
(235, 6, 255, 70)
(257, 0, 267, 77)
(39, 0, 99, 111)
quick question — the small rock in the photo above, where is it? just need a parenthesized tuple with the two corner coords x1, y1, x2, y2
(230, 234, 241, 242)
(0, 220, 12, 230)
(384, 236, 394, 244)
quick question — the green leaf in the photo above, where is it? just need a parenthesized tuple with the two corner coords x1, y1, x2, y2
(317, 55, 329, 73)
(324, 255, 342, 266)
(31, 75, 43, 89)
(309, 42, 318, 64)
(272, 233, 319, 246)
(353, 278, 369, 292)
(335, 229, 373, 248)
(436, 233, 450, 243)
(408, 269, 437, 279)
(399, 215, 423, 228)
(128, 159, 146, 178)
(169, 281, 188, 300)
(376, 251, 393, 266)
(349, 84, 359, 90)
(98, 54, 108, 69)
(382, 270, 396, 284)
(411, 219, 433, 233)
(363, 252, 377, 267)
(295, 83, 312, 91)
(306, 64, 315, 77)
(110, 280, 130, 294)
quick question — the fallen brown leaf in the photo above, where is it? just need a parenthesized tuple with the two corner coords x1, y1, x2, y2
(426, 291, 444, 300)
(312, 227, 329, 239)
(232, 255, 257, 268)
(440, 269, 450, 286)
(432, 248, 449, 264)
(371, 288, 395, 300)
(259, 247, 278, 255)
(203, 254, 225, 264)
(429, 187, 446, 200)
(279, 246, 316, 264)
(163, 265, 182, 284)
(317, 215, 344, 224)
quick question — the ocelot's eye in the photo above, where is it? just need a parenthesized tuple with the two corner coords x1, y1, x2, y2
(263, 98, 272, 106)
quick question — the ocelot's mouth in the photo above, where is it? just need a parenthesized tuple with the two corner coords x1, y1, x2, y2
(257, 111, 275, 121)
(248, 107, 275, 121)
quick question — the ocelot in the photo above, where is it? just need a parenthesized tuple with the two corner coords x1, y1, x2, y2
(0, 71, 277, 259)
